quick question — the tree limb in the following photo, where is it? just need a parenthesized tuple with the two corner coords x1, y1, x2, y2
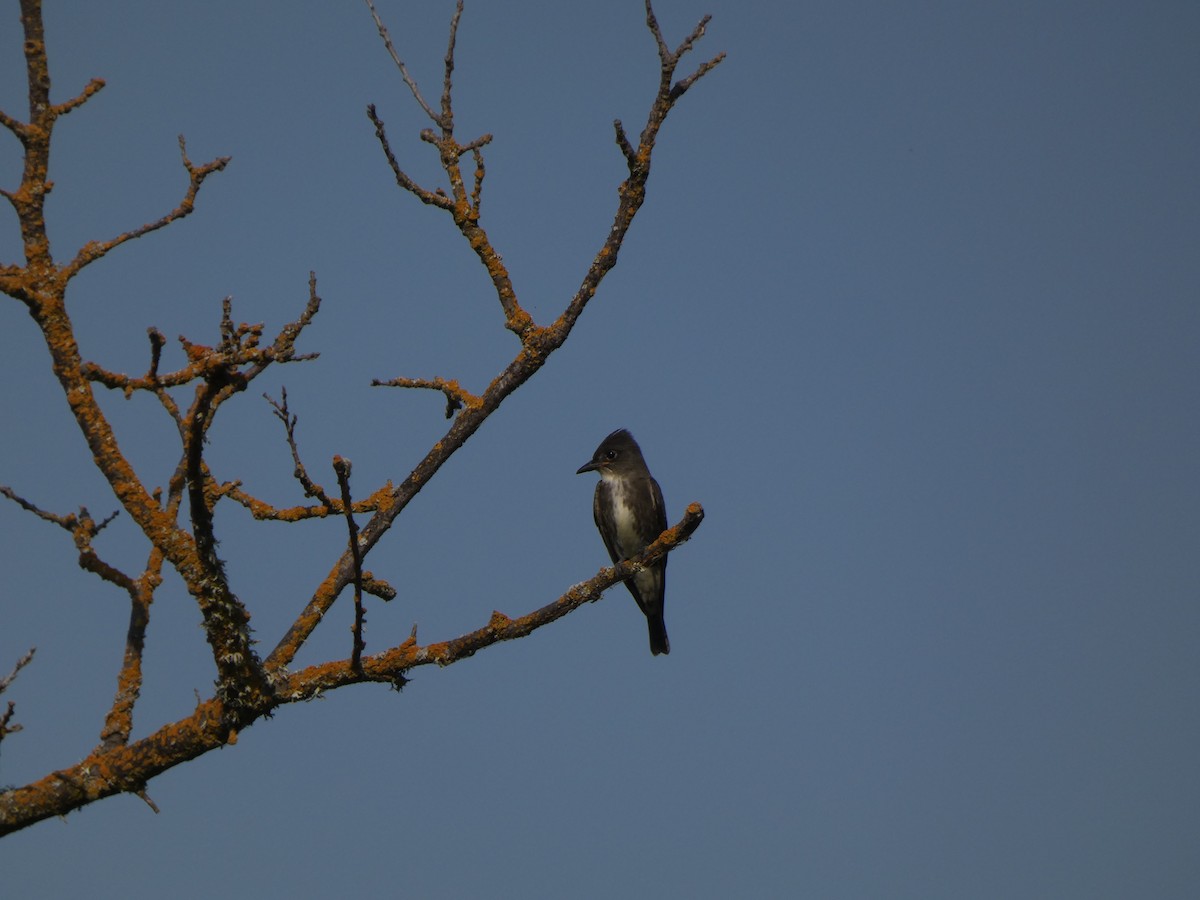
(273, 0, 721, 671)
(0, 503, 702, 835)
(0, 0, 718, 835)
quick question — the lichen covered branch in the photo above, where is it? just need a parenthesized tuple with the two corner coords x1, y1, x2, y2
(0, 503, 701, 835)
(0, 0, 717, 836)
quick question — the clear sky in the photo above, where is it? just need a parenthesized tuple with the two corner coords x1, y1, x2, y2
(2, 1, 1198, 896)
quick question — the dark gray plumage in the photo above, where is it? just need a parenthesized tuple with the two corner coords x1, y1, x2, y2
(576, 429, 670, 655)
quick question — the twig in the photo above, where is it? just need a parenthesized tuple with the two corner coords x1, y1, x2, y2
(0, 647, 36, 746)
(366, 104, 454, 209)
(363, 0, 443, 126)
(265, 388, 335, 506)
(62, 137, 230, 279)
(370, 376, 482, 418)
(0, 648, 36, 695)
(0, 487, 132, 590)
(98, 558, 160, 750)
(333, 457, 366, 672)
(134, 788, 160, 814)
(439, 0, 465, 131)
(0, 485, 75, 528)
(0, 702, 22, 743)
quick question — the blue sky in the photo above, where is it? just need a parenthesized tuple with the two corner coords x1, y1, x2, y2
(2, 1, 1198, 896)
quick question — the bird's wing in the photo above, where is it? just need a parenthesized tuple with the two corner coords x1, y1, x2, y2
(593, 481, 622, 565)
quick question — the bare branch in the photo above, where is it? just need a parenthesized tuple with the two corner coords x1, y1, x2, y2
(644, 1, 725, 104)
(0, 504, 702, 834)
(0, 703, 23, 744)
(264, 388, 335, 506)
(550, 4, 724, 337)
(250, 272, 323, 376)
(73, 509, 137, 595)
(371, 375, 481, 419)
(2, 488, 156, 754)
(333, 457, 367, 672)
(223, 485, 383, 522)
(0, 647, 36, 696)
(614, 119, 637, 168)
(439, 0, 465, 131)
(0, 484, 75, 529)
(290, 504, 706, 691)
(53, 76, 106, 117)
(272, 4, 722, 670)
(177, 314, 275, 709)
(362, 572, 397, 602)
(61, 136, 228, 279)
(0, 647, 36, 748)
(468, 146, 486, 214)
(363, 0, 443, 126)
(0, 107, 23, 139)
(97, 554, 162, 750)
(0, 487, 134, 595)
(366, 104, 454, 209)
(1, 0, 718, 835)
(83, 279, 320, 404)
(134, 789, 160, 814)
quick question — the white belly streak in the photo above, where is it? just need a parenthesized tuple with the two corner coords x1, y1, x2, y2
(608, 479, 643, 556)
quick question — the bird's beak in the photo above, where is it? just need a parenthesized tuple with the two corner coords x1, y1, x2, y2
(576, 460, 599, 475)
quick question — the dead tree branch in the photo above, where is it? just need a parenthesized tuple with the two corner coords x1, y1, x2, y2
(333, 457, 367, 672)
(0, 647, 36, 748)
(0, 0, 717, 835)
(276, 0, 722, 669)
(0, 503, 702, 835)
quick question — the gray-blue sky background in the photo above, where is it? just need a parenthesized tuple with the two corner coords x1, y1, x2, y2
(2, 1, 1197, 896)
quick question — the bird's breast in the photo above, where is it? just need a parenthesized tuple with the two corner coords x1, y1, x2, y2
(609, 480, 643, 556)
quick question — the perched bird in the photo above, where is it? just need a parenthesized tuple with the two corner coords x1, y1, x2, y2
(576, 429, 670, 655)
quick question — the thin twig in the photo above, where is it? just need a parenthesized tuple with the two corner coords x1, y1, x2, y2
(0, 647, 36, 746)
(439, 0, 465, 131)
(0, 647, 36, 695)
(62, 137, 230, 279)
(134, 789, 160, 814)
(363, 0, 442, 125)
(333, 457, 366, 672)
(366, 104, 454, 209)
(265, 388, 335, 506)
(0, 485, 74, 528)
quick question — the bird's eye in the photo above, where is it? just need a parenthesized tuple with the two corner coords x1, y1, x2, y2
(605, 450, 618, 460)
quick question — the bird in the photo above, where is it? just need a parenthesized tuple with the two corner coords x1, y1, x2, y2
(576, 429, 670, 655)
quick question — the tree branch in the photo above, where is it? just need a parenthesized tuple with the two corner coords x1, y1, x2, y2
(333, 456, 367, 672)
(0, 503, 702, 835)
(363, 0, 444, 127)
(370, 375, 482, 418)
(265, 388, 336, 507)
(273, 2, 722, 670)
(61, 137, 230, 280)
(0, 0, 718, 835)
(0, 647, 36, 696)
(0, 648, 36, 749)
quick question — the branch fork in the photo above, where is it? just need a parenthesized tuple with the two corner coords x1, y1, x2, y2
(0, 0, 718, 835)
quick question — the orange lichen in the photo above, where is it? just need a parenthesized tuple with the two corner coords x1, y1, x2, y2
(1, 0, 721, 836)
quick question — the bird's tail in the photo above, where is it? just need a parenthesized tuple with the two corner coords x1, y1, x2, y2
(648, 613, 670, 656)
